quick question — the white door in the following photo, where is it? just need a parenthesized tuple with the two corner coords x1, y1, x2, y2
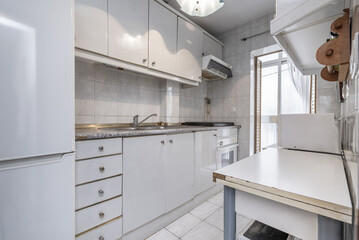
(177, 17, 203, 81)
(108, 0, 149, 67)
(149, 0, 177, 75)
(165, 133, 194, 212)
(0, 0, 74, 161)
(194, 131, 217, 195)
(75, 0, 108, 55)
(123, 135, 166, 234)
(0, 154, 75, 240)
(203, 34, 222, 59)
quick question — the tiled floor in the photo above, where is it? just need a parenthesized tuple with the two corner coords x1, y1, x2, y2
(146, 191, 251, 240)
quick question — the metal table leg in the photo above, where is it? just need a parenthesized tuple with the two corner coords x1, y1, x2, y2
(224, 186, 236, 240)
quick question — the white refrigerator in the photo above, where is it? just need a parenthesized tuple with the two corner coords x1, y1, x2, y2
(0, 0, 75, 239)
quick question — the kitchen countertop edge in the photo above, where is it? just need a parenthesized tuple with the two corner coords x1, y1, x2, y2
(75, 125, 240, 140)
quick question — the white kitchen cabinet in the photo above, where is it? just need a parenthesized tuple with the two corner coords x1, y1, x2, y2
(165, 133, 194, 212)
(194, 131, 217, 195)
(149, 0, 177, 75)
(75, 196, 122, 235)
(108, 0, 149, 67)
(203, 34, 223, 59)
(76, 217, 122, 240)
(75, 0, 108, 55)
(177, 17, 203, 81)
(123, 135, 166, 234)
(271, 0, 347, 74)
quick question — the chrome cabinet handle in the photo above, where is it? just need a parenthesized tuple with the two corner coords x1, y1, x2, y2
(169, 140, 173, 144)
(98, 145, 104, 151)
(99, 212, 105, 218)
(99, 166, 105, 172)
(161, 140, 165, 144)
(98, 189, 104, 196)
(99, 236, 105, 240)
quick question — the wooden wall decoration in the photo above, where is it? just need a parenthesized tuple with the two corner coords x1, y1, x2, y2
(316, 9, 350, 82)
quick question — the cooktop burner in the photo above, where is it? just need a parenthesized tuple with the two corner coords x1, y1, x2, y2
(183, 122, 235, 127)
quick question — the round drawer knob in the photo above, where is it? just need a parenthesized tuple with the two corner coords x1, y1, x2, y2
(98, 145, 104, 151)
(99, 212, 105, 218)
(142, 58, 147, 63)
(169, 140, 173, 144)
(152, 61, 156, 66)
(99, 166, 105, 172)
(98, 189, 104, 196)
(99, 236, 105, 240)
(161, 140, 165, 144)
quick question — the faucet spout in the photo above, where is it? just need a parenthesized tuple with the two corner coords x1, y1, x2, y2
(132, 113, 157, 128)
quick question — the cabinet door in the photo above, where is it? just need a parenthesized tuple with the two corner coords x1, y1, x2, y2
(165, 133, 194, 212)
(194, 131, 217, 195)
(149, 0, 177, 75)
(123, 135, 166, 234)
(203, 34, 223, 59)
(108, 0, 148, 67)
(177, 18, 203, 81)
(75, 0, 107, 55)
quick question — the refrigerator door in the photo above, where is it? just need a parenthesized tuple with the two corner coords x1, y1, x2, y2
(0, 153, 75, 240)
(0, 0, 74, 161)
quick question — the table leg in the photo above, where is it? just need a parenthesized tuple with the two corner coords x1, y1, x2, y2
(224, 186, 236, 240)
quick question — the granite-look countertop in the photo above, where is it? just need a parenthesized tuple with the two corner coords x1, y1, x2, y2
(75, 125, 239, 140)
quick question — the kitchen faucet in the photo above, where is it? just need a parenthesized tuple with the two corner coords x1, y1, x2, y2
(132, 113, 157, 128)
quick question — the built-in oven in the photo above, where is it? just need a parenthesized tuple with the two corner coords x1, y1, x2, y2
(216, 127, 238, 169)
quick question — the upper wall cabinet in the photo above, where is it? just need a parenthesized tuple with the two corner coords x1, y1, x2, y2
(203, 34, 222, 59)
(177, 18, 203, 82)
(108, 0, 149, 67)
(75, 0, 108, 55)
(149, 0, 177, 75)
(271, 0, 347, 74)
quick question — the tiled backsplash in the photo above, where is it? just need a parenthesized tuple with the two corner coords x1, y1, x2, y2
(75, 59, 208, 124)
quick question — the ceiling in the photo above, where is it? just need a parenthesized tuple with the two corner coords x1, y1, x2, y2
(165, 0, 276, 36)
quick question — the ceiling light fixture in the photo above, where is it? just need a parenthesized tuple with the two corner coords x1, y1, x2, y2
(176, 0, 224, 17)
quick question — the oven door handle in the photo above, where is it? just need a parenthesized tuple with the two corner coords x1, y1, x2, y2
(217, 144, 238, 152)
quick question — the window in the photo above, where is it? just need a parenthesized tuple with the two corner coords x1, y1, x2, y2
(254, 51, 316, 153)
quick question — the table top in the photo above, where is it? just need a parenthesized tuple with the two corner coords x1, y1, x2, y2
(214, 148, 356, 223)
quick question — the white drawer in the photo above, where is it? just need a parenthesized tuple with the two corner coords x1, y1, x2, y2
(76, 217, 122, 240)
(76, 138, 122, 160)
(75, 197, 122, 235)
(76, 176, 122, 210)
(76, 155, 122, 185)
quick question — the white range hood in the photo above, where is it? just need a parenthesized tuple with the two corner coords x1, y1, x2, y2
(202, 55, 233, 80)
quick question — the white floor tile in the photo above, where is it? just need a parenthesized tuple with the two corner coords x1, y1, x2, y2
(205, 207, 224, 231)
(190, 201, 220, 220)
(208, 191, 224, 207)
(236, 215, 251, 237)
(165, 213, 201, 238)
(145, 228, 179, 240)
(181, 221, 223, 240)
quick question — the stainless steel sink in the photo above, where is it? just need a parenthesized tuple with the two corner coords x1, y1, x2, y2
(137, 126, 166, 130)
(99, 125, 166, 131)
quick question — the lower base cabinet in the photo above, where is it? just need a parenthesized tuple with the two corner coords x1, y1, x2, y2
(123, 133, 195, 234)
(76, 217, 123, 240)
(165, 133, 194, 212)
(123, 135, 166, 234)
(194, 131, 217, 195)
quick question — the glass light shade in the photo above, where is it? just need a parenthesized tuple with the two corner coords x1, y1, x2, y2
(177, 0, 224, 17)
